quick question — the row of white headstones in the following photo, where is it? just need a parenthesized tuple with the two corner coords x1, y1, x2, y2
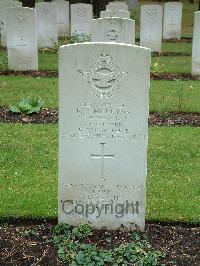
(1, 1, 200, 74)
(0, 1, 183, 49)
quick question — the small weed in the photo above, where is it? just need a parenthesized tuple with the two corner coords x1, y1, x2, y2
(158, 96, 169, 120)
(9, 97, 44, 115)
(151, 58, 165, 75)
(177, 81, 184, 112)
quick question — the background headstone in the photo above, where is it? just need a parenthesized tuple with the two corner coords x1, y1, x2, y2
(0, 1, 22, 47)
(100, 10, 130, 19)
(59, 42, 150, 230)
(91, 18, 135, 44)
(125, 0, 138, 11)
(52, 0, 70, 37)
(192, 11, 200, 75)
(36, 2, 58, 48)
(7, 7, 38, 71)
(70, 4, 93, 37)
(163, 2, 182, 40)
(140, 5, 163, 53)
(106, 3, 128, 11)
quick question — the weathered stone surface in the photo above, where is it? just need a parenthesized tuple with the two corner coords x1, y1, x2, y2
(58, 42, 150, 230)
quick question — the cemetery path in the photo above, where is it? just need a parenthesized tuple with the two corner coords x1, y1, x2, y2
(0, 106, 200, 127)
(0, 222, 199, 266)
(0, 70, 200, 81)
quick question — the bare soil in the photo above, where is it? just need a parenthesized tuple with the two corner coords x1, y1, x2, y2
(0, 221, 199, 266)
(0, 107, 199, 127)
(0, 70, 200, 81)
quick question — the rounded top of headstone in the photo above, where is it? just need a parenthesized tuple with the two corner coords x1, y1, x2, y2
(59, 42, 151, 54)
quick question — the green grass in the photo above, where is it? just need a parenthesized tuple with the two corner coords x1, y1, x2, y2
(150, 80, 200, 113)
(1, 76, 199, 112)
(0, 124, 199, 223)
(152, 56, 191, 73)
(162, 42, 192, 54)
(1, 50, 193, 73)
(0, 76, 58, 108)
(147, 126, 200, 223)
(38, 51, 58, 71)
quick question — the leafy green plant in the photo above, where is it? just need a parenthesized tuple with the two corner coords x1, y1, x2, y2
(9, 97, 44, 115)
(51, 224, 165, 265)
(0, 53, 8, 70)
(151, 58, 165, 75)
(72, 223, 93, 240)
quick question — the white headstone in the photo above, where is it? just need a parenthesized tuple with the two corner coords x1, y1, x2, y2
(100, 10, 130, 19)
(7, 7, 38, 71)
(70, 4, 93, 37)
(163, 2, 182, 40)
(52, 0, 70, 37)
(0, 1, 22, 47)
(106, 3, 128, 11)
(192, 12, 200, 75)
(140, 5, 163, 52)
(108, 2, 128, 7)
(126, 0, 138, 11)
(36, 2, 58, 49)
(58, 42, 150, 230)
(91, 18, 135, 45)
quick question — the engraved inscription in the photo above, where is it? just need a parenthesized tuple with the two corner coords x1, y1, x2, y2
(79, 51, 127, 99)
(91, 143, 115, 181)
(17, 12, 24, 23)
(62, 102, 146, 141)
(77, 7, 87, 17)
(145, 8, 157, 42)
(106, 21, 120, 41)
(43, 7, 49, 15)
(106, 29, 119, 41)
(146, 8, 157, 17)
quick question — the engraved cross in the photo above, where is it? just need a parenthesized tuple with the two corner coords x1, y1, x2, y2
(91, 143, 114, 181)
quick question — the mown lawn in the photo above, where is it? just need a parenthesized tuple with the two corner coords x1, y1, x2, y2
(0, 76, 199, 112)
(0, 124, 199, 223)
(152, 56, 192, 73)
(162, 42, 192, 54)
